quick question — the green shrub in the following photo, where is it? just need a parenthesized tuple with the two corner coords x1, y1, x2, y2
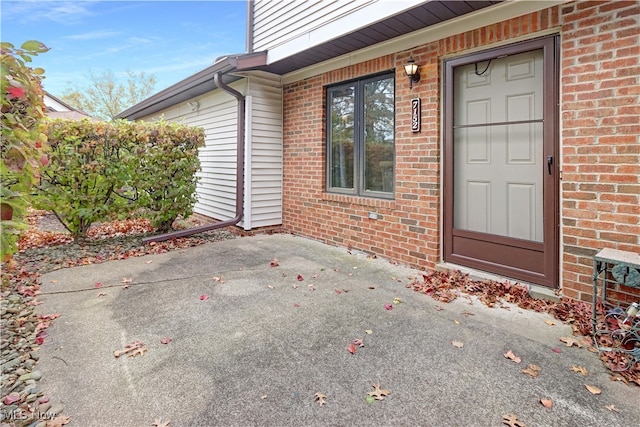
(34, 119, 204, 240)
(1, 41, 49, 260)
(127, 120, 204, 232)
(34, 120, 134, 240)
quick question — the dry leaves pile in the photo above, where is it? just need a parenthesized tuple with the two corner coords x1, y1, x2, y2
(408, 270, 639, 385)
(14, 214, 235, 274)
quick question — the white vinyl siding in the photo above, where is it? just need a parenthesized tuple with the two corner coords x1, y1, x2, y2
(251, 0, 423, 63)
(252, 0, 372, 51)
(244, 72, 283, 229)
(137, 75, 283, 230)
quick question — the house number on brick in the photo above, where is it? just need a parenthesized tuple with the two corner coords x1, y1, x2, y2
(411, 98, 421, 133)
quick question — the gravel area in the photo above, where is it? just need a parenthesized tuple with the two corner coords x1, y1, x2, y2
(1, 214, 235, 426)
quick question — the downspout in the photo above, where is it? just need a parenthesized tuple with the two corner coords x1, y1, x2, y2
(142, 71, 245, 243)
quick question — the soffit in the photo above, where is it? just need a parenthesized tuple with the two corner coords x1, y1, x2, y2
(249, 0, 502, 75)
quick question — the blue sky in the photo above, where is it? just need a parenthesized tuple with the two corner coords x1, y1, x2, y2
(1, 0, 247, 97)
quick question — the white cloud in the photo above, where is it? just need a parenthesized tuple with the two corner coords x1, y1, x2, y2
(3, 0, 97, 25)
(64, 30, 121, 40)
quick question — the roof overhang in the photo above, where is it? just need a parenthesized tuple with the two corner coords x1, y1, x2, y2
(116, 51, 267, 120)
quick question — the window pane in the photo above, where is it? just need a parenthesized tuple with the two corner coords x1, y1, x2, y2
(363, 77, 394, 192)
(329, 86, 355, 189)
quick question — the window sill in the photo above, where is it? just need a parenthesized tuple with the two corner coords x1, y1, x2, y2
(321, 192, 396, 209)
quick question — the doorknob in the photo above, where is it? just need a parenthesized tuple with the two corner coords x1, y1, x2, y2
(547, 155, 553, 175)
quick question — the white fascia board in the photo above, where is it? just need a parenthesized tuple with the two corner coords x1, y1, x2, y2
(267, 0, 426, 65)
(281, 0, 569, 84)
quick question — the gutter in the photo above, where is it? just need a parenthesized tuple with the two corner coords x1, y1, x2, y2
(142, 71, 246, 243)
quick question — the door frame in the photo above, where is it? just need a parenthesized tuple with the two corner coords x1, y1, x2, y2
(443, 36, 559, 288)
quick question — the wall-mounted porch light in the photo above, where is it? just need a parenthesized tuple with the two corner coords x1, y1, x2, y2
(404, 56, 420, 89)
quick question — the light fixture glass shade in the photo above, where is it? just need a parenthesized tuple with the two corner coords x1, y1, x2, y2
(404, 58, 418, 78)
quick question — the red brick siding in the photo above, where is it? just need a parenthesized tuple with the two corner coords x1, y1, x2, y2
(281, 1, 639, 303)
(560, 0, 639, 303)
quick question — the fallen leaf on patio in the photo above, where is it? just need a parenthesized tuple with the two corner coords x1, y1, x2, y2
(365, 395, 375, 404)
(522, 364, 541, 377)
(270, 258, 279, 267)
(95, 282, 103, 288)
(296, 274, 304, 281)
(570, 365, 588, 376)
(261, 395, 267, 399)
(451, 340, 464, 348)
(544, 320, 556, 326)
(454, 320, 460, 325)
(504, 350, 522, 364)
(313, 392, 327, 406)
(130, 347, 147, 357)
(587, 346, 598, 353)
(308, 284, 316, 291)
(312, 273, 319, 279)
(267, 285, 274, 290)
(384, 303, 393, 310)
(368, 384, 390, 400)
(212, 276, 226, 283)
(293, 303, 301, 307)
(462, 310, 475, 316)
(199, 294, 209, 301)
(47, 415, 71, 427)
(540, 398, 553, 408)
(365, 330, 373, 335)
(160, 337, 172, 345)
(121, 277, 133, 284)
(347, 343, 356, 354)
(559, 336, 583, 348)
(335, 289, 342, 294)
(368, 286, 375, 290)
(585, 384, 601, 395)
(393, 297, 401, 304)
(50, 280, 58, 283)
(353, 338, 364, 348)
(551, 347, 562, 353)
(114, 340, 147, 358)
(97, 292, 107, 297)
(152, 418, 170, 427)
(604, 404, 618, 412)
(502, 413, 526, 427)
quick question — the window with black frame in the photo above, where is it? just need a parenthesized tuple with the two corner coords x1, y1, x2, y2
(326, 72, 395, 197)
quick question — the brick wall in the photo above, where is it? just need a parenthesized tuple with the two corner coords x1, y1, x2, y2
(559, 0, 640, 302)
(281, 1, 639, 303)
